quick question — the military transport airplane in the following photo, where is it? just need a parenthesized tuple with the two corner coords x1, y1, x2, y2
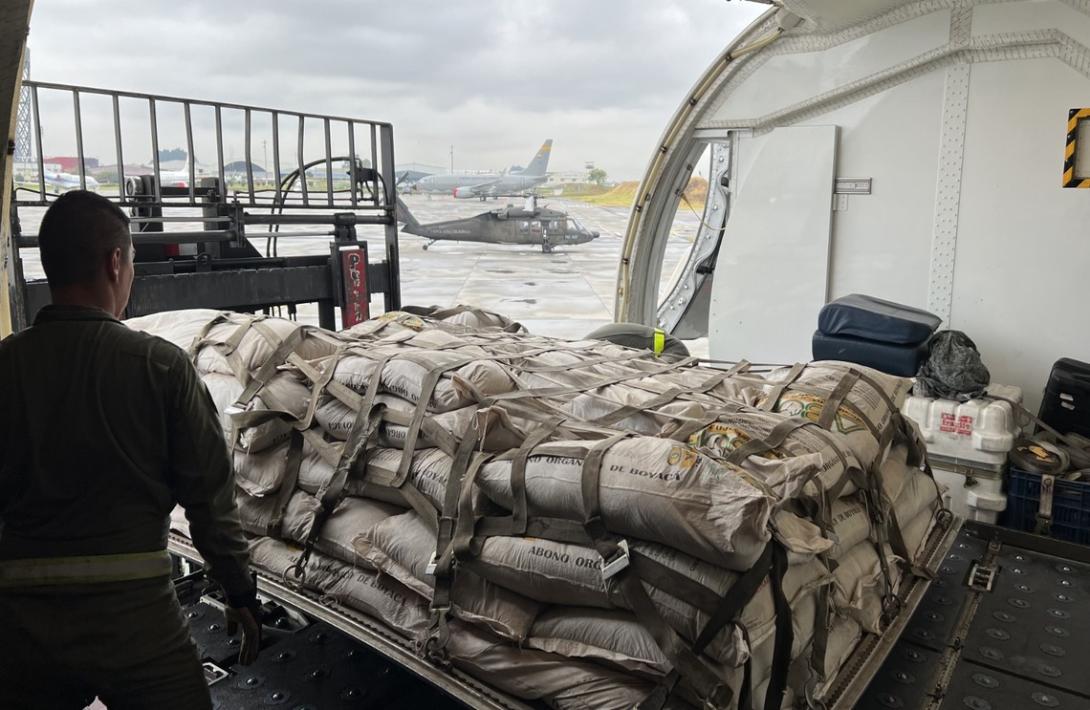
(413, 140, 553, 199)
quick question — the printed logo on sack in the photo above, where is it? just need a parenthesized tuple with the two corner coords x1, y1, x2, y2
(665, 446, 699, 471)
(377, 311, 426, 330)
(688, 423, 785, 460)
(773, 393, 866, 435)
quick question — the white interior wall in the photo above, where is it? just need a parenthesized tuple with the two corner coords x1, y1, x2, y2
(713, 10, 950, 124)
(702, 0, 1090, 409)
(952, 57, 1090, 410)
(972, 0, 1090, 40)
(822, 69, 945, 308)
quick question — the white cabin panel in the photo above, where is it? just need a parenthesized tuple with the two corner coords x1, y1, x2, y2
(711, 10, 950, 126)
(972, 0, 1090, 44)
(709, 125, 837, 362)
(951, 58, 1090, 411)
(782, 0, 909, 29)
(822, 69, 946, 308)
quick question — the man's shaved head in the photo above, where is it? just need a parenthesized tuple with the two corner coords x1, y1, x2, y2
(38, 190, 131, 288)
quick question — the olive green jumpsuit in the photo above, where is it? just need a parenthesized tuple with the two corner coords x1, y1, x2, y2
(0, 305, 254, 709)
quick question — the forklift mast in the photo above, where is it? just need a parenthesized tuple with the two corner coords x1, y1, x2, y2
(5, 81, 401, 332)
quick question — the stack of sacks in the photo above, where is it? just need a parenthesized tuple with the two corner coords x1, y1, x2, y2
(129, 308, 948, 710)
(743, 364, 945, 699)
(337, 321, 947, 647)
(397, 304, 528, 333)
(311, 340, 524, 451)
(350, 436, 832, 709)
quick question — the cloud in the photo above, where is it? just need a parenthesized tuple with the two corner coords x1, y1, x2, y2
(27, 0, 763, 179)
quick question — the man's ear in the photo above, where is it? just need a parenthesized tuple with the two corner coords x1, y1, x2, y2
(107, 247, 123, 283)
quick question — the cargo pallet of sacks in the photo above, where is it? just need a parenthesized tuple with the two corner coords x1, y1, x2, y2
(133, 307, 953, 710)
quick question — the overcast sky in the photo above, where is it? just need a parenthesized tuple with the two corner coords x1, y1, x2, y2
(26, 1, 763, 180)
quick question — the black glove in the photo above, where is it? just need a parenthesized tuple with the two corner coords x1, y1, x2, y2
(225, 603, 262, 665)
(224, 576, 261, 665)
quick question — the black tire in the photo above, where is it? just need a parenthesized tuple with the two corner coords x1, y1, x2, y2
(585, 322, 690, 357)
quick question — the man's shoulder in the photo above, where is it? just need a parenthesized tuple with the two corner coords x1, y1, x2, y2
(0, 327, 34, 367)
(0, 327, 33, 353)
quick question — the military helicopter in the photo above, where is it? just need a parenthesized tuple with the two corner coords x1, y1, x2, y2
(395, 194, 599, 253)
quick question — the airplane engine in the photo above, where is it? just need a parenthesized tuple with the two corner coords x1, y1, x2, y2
(452, 186, 479, 199)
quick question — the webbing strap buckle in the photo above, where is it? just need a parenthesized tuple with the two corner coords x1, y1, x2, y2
(1036, 474, 1056, 535)
(880, 593, 903, 627)
(283, 560, 307, 588)
(425, 552, 439, 577)
(600, 539, 631, 581)
(421, 606, 452, 667)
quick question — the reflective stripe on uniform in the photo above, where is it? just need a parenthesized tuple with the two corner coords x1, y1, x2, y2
(653, 328, 666, 356)
(0, 550, 172, 587)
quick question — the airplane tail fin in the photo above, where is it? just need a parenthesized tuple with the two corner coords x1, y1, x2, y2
(524, 139, 553, 176)
(395, 196, 420, 231)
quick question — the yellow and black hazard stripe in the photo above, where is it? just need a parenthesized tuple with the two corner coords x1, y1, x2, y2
(1063, 108, 1090, 187)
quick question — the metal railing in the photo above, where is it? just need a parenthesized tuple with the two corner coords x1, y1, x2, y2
(14, 80, 394, 213)
(7, 81, 402, 332)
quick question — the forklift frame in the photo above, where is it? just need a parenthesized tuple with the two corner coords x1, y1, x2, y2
(6, 81, 400, 331)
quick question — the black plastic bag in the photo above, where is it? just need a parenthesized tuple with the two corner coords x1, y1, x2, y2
(913, 330, 990, 401)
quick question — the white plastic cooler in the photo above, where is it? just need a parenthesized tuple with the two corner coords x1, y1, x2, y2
(901, 384, 1023, 523)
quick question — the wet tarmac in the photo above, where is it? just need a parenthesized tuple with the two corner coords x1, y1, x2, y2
(388, 195, 696, 338)
(13, 193, 699, 344)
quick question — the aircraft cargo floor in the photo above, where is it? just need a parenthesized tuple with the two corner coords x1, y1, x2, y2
(855, 522, 1090, 710)
(155, 521, 1090, 710)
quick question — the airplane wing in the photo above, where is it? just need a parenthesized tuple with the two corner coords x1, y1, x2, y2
(455, 179, 502, 198)
(469, 179, 502, 195)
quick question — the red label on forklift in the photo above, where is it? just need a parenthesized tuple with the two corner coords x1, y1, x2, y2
(341, 248, 369, 327)
(940, 413, 956, 433)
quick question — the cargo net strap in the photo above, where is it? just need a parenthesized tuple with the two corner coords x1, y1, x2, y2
(189, 317, 457, 588)
(753, 364, 950, 627)
(424, 416, 489, 664)
(752, 362, 919, 462)
(194, 316, 923, 568)
(177, 311, 949, 709)
(582, 436, 795, 710)
(580, 435, 726, 710)
(434, 430, 797, 710)
(201, 312, 809, 481)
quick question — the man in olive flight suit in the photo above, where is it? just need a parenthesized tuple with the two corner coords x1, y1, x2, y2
(0, 190, 260, 709)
